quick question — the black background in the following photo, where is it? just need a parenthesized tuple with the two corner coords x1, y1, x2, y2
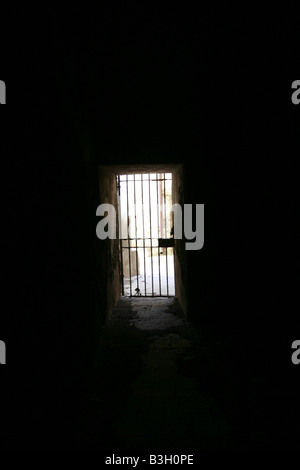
(0, 4, 299, 450)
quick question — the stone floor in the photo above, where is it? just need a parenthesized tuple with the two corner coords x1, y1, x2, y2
(80, 297, 240, 450)
(4, 296, 298, 449)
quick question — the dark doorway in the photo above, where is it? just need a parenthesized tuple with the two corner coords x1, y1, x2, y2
(98, 163, 188, 318)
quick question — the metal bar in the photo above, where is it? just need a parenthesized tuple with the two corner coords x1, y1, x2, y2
(148, 173, 154, 295)
(117, 175, 125, 295)
(166, 247, 169, 296)
(163, 173, 169, 296)
(103, 237, 175, 241)
(156, 173, 162, 296)
(133, 174, 139, 294)
(169, 173, 174, 297)
(163, 173, 167, 237)
(126, 174, 132, 296)
(141, 174, 147, 296)
(117, 294, 172, 298)
(159, 179, 163, 238)
(151, 177, 172, 181)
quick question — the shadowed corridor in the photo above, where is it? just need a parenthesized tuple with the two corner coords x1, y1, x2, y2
(80, 297, 237, 450)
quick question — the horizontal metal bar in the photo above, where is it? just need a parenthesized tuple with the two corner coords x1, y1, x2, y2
(121, 237, 173, 240)
(126, 295, 174, 298)
(122, 245, 172, 249)
(151, 178, 171, 181)
(119, 177, 172, 182)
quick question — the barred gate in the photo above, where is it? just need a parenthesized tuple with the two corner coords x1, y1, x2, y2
(117, 173, 175, 297)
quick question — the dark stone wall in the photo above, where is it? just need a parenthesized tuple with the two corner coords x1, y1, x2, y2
(98, 167, 121, 321)
(172, 165, 188, 316)
(1, 5, 299, 449)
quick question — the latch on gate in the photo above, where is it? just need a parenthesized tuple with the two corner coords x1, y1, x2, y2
(158, 238, 175, 248)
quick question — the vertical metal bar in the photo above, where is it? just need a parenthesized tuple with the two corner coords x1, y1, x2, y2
(156, 173, 162, 296)
(166, 247, 169, 296)
(133, 174, 139, 293)
(126, 174, 132, 296)
(141, 174, 147, 296)
(117, 175, 124, 295)
(148, 173, 154, 295)
(163, 173, 169, 296)
(163, 173, 167, 237)
(169, 173, 174, 297)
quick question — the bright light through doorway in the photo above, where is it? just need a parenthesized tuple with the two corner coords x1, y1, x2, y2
(117, 173, 175, 297)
